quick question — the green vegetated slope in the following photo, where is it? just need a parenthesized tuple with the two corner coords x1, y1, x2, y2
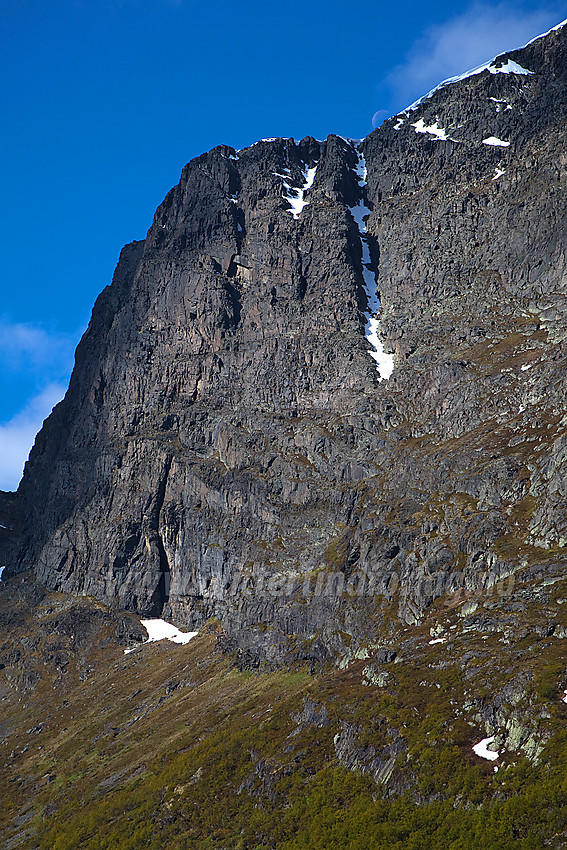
(2, 568, 567, 849)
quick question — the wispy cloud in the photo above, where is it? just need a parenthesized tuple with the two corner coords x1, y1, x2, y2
(0, 384, 66, 492)
(0, 318, 81, 489)
(380, 2, 563, 112)
(0, 318, 78, 378)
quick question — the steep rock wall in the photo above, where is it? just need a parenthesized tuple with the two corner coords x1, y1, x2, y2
(7, 23, 567, 663)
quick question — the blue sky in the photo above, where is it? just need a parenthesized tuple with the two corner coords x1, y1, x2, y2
(0, 0, 564, 489)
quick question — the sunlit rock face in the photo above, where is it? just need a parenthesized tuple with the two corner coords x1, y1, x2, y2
(6, 24, 567, 664)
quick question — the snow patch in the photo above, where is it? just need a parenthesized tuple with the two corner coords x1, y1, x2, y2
(483, 137, 510, 147)
(521, 363, 533, 371)
(428, 637, 447, 645)
(349, 149, 394, 381)
(490, 97, 512, 112)
(141, 619, 198, 645)
(562, 688, 567, 704)
(473, 735, 499, 761)
(492, 167, 506, 180)
(487, 59, 533, 76)
(0, 566, 4, 581)
(411, 119, 449, 140)
(124, 619, 198, 654)
(278, 163, 318, 219)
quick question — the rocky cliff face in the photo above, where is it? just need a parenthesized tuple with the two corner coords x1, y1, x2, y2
(5, 22, 567, 665)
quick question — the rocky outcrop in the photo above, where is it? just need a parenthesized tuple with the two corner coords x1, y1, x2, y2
(5, 24, 567, 663)
(334, 722, 409, 791)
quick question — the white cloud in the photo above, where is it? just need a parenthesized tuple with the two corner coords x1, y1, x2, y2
(381, 2, 564, 111)
(0, 384, 66, 492)
(0, 318, 78, 377)
(0, 318, 82, 490)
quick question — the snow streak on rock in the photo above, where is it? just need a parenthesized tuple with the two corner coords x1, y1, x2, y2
(350, 147, 394, 381)
(523, 17, 567, 47)
(483, 137, 510, 147)
(402, 51, 534, 113)
(276, 163, 318, 219)
(490, 97, 513, 112)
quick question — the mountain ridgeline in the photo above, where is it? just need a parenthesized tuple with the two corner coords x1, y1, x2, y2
(4, 22, 567, 667)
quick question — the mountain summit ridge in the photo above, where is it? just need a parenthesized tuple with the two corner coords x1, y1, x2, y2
(400, 16, 567, 111)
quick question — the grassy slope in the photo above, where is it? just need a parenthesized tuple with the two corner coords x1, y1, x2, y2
(2, 568, 567, 848)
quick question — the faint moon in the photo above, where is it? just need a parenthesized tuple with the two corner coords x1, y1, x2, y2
(372, 110, 390, 129)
